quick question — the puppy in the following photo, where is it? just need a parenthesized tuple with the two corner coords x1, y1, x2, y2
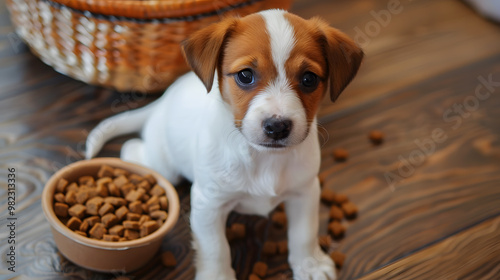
(86, 9, 363, 280)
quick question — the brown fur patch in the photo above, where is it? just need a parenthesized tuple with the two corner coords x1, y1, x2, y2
(219, 14, 278, 127)
(284, 13, 328, 122)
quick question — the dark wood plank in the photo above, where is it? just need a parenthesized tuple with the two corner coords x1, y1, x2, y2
(358, 216, 500, 280)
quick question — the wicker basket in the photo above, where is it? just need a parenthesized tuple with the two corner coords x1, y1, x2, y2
(6, 0, 292, 93)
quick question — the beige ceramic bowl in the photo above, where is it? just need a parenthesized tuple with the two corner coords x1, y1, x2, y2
(42, 158, 180, 273)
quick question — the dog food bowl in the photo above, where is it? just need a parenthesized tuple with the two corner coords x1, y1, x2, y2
(41, 158, 180, 273)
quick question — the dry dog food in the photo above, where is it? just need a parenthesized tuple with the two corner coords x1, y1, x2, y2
(329, 205, 344, 221)
(271, 212, 287, 228)
(320, 188, 336, 204)
(252, 261, 268, 277)
(341, 202, 358, 219)
(328, 220, 346, 239)
(277, 240, 288, 255)
(332, 148, 349, 162)
(369, 130, 384, 145)
(262, 241, 277, 256)
(330, 251, 345, 268)
(161, 251, 177, 267)
(53, 165, 168, 241)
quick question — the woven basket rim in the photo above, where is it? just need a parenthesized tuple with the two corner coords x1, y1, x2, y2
(48, 0, 263, 19)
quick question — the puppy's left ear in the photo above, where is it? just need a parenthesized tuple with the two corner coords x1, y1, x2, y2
(320, 24, 364, 102)
(181, 17, 237, 93)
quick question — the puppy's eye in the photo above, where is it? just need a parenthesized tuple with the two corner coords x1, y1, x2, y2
(235, 69, 255, 87)
(300, 72, 319, 93)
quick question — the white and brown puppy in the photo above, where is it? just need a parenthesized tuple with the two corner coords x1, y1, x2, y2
(86, 9, 363, 280)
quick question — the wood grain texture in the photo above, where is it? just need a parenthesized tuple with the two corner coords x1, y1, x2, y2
(1, 0, 500, 279)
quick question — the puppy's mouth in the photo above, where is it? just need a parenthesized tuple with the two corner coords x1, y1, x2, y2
(259, 142, 288, 149)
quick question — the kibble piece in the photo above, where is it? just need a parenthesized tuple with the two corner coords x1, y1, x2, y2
(79, 219, 90, 232)
(231, 223, 246, 239)
(95, 184, 109, 197)
(142, 194, 150, 202)
(115, 205, 129, 220)
(119, 237, 127, 242)
(156, 219, 164, 227)
(369, 130, 384, 145)
(329, 205, 344, 221)
(66, 217, 82, 231)
(107, 183, 121, 197)
(148, 204, 160, 213)
(333, 193, 349, 205)
(123, 220, 141, 230)
(319, 235, 332, 251)
(96, 177, 112, 187)
(252, 261, 268, 277)
(328, 221, 346, 239)
(128, 201, 143, 214)
(84, 216, 101, 227)
(127, 212, 141, 221)
(89, 223, 107, 239)
(97, 165, 114, 178)
(333, 148, 349, 162)
(86, 196, 104, 215)
(143, 174, 157, 185)
(113, 168, 130, 177)
(161, 251, 177, 267)
(68, 204, 87, 220)
(341, 202, 358, 219)
(120, 183, 136, 197)
(98, 203, 115, 216)
(129, 174, 144, 184)
(113, 175, 129, 188)
(105, 197, 127, 207)
(65, 190, 77, 205)
(102, 213, 119, 228)
(150, 210, 168, 221)
(109, 225, 125, 237)
(137, 180, 151, 192)
(146, 195, 159, 207)
(139, 215, 151, 225)
(271, 212, 287, 228)
(56, 178, 69, 193)
(321, 188, 336, 204)
(76, 190, 90, 205)
(278, 240, 288, 255)
(124, 229, 140, 240)
(66, 182, 79, 193)
(159, 196, 168, 210)
(248, 274, 262, 280)
(141, 203, 149, 214)
(79, 176, 95, 186)
(54, 193, 66, 203)
(330, 251, 345, 268)
(74, 230, 87, 237)
(262, 241, 277, 255)
(54, 202, 69, 218)
(150, 184, 165, 196)
(125, 188, 146, 202)
(103, 234, 120, 242)
(140, 220, 160, 237)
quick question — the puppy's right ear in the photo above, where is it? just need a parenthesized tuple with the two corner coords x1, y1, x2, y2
(181, 17, 237, 93)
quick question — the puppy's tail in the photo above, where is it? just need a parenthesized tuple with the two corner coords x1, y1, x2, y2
(85, 102, 156, 159)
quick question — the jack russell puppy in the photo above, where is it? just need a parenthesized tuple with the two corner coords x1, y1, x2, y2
(86, 9, 363, 280)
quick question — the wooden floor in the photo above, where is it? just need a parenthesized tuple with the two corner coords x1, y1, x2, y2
(1, 0, 500, 279)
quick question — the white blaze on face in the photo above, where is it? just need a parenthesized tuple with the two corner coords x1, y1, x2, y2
(241, 10, 308, 148)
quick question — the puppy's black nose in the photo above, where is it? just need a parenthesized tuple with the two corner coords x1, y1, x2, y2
(263, 117, 292, 140)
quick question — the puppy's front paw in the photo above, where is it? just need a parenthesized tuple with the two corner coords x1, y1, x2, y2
(195, 267, 236, 280)
(290, 251, 336, 280)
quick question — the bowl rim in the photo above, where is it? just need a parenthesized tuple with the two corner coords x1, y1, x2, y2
(42, 157, 180, 250)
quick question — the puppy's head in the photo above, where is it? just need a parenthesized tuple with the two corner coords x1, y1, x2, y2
(182, 10, 363, 149)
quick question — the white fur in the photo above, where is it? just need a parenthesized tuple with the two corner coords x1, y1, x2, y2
(86, 10, 335, 280)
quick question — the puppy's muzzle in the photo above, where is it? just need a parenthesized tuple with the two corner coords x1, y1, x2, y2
(262, 116, 292, 141)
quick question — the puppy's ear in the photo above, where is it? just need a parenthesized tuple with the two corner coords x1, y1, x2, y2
(319, 22, 364, 102)
(181, 17, 237, 93)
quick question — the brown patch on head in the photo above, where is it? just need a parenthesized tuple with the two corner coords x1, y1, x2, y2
(284, 13, 328, 122)
(219, 14, 278, 127)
